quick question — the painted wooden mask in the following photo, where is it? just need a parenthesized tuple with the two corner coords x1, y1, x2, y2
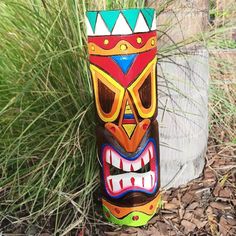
(86, 8, 161, 226)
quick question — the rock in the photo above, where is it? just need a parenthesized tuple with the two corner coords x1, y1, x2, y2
(192, 218, 207, 229)
(204, 168, 216, 180)
(227, 217, 236, 226)
(162, 213, 177, 220)
(210, 202, 232, 211)
(158, 49, 208, 189)
(183, 211, 193, 221)
(187, 202, 199, 210)
(164, 203, 179, 210)
(213, 183, 221, 196)
(181, 192, 194, 205)
(181, 219, 196, 233)
(219, 216, 231, 236)
(148, 215, 161, 225)
(155, 222, 169, 236)
(194, 207, 205, 219)
(219, 187, 232, 198)
(178, 208, 185, 220)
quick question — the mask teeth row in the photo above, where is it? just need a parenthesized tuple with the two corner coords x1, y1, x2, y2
(105, 144, 154, 172)
(107, 171, 155, 193)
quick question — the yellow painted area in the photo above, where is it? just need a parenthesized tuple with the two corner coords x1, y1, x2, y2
(88, 37, 157, 55)
(104, 39, 109, 45)
(125, 102, 132, 114)
(90, 64, 125, 122)
(102, 193, 161, 218)
(151, 39, 155, 46)
(89, 57, 157, 122)
(136, 37, 142, 44)
(120, 44, 128, 51)
(122, 124, 136, 138)
(128, 57, 157, 119)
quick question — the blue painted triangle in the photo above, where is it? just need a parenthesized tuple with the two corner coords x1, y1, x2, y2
(111, 54, 137, 74)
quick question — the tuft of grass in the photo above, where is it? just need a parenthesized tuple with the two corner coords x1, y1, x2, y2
(0, 0, 98, 234)
(208, 0, 236, 146)
(0, 0, 148, 234)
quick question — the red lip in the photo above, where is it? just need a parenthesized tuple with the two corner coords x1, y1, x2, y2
(102, 141, 157, 198)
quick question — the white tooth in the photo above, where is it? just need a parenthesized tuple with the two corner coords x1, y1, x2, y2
(122, 161, 131, 172)
(134, 175, 142, 187)
(132, 159, 142, 171)
(143, 151, 149, 165)
(122, 175, 131, 188)
(151, 172, 155, 187)
(149, 145, 154, 159)
(112, 176, 121, 192)
(144, 172, 152, 189)
(112, 150, 120, 169)
(106, 149, 110, 164)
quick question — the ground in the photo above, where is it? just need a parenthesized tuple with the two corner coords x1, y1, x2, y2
(96, 133, 236, 236)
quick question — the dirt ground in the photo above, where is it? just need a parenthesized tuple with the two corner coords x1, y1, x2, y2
(97, 129, 236, 236)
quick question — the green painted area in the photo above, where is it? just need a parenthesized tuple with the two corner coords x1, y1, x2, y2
(86, 11, 98, 33)
(103, 205, 155, 227)
(141, 9, 155, 29)
(100, 10, 120, 32)
(122, 9, 140, 31)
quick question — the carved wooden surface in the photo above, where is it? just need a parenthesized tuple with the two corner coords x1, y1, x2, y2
(86, 8, 161, 226)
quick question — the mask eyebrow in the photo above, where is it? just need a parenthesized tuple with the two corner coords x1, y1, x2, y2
(127, 57, 157, 118)
(138, 73, 152, 109)
(90, 64, 125, 122)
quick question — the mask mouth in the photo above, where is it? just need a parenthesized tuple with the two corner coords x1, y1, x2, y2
(102, 139, 158, 198)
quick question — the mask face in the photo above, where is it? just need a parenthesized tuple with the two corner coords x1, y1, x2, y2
(86, 8, 161, 226)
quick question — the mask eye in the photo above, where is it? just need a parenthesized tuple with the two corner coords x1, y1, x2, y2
(128, 57, 157, 119)
(138, 73, 152, 109)
(90, 64, 125, 122)
(98, 79, 115, 114)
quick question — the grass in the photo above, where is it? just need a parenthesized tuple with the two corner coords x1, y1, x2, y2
(0, 0, 150, 234)
(208, 0, 236, 145)
(209, 56, 236, 145)
(0, 1, 98, 234)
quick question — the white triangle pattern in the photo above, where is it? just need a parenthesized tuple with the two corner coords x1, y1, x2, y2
(86, 17, 94, 36)
(151, 16, 157, 31)
(112, 13, 132, 35)
(94, 14, 110, 36)
(134, 12, 150, 33)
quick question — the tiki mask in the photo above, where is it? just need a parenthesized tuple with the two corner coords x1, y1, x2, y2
(86, 8, 161, 226)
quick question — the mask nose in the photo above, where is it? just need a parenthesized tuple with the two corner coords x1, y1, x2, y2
(121, 100, 137, 138)
(105, 91, 150, 153)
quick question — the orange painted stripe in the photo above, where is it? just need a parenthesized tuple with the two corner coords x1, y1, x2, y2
(88, 31, 156, 50)
(88, 37, 157, 56)
(102, 193, 161, 219)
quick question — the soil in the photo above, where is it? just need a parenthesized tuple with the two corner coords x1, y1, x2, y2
(93, 129, 236, 236)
